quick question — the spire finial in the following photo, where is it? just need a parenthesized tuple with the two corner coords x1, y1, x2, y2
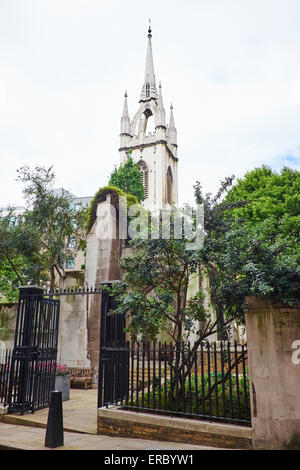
(140, 18, 157, 101)
(148, 18, 152, 37)
(124, 90, 128, 98)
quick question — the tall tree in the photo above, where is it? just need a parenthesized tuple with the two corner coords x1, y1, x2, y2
(210, 165, 300, 307)
(107, 175, 247, 345)
(225, 165, 300, 248)
(0, 208, 44, 301)
(17, 166, 87, 290)
(108, 168, 300, 344)
(107, 178, 249, 399)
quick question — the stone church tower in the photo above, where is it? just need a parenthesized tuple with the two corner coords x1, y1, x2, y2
(119, 24, 179, 210)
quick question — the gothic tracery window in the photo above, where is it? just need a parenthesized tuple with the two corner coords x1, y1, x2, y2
(166, 166, 173, 205)
(138, 160, 149, 198)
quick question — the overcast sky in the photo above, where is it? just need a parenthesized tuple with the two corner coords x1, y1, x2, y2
(1, 0, 300, 208)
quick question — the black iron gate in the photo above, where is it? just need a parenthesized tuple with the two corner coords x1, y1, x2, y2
(8, 286, 60, 414)
(98, 283, 129, 407)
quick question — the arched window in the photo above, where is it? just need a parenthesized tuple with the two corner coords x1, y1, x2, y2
(166, 166, 173, 204)
(145, 82, 150, 98)
(139, 160, 149, 198)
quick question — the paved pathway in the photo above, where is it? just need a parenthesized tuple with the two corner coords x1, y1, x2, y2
(0, 422, 219, 450)
(0, 388, 224, 450)
(2, 388, 98, 434)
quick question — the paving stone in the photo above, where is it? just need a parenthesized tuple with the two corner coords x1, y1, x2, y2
(0, 389, 228, 450)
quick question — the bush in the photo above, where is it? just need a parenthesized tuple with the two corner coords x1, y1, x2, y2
(129, 372, 250, 422)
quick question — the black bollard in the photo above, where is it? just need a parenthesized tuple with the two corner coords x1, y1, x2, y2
(45, 390, 64, 448)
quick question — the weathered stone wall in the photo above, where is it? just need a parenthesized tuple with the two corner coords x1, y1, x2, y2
(57, 294, 90, 368)
(0, 303, 17, 350)
(85, 196, 122, 376)
(0, 297, 90, 370)
(246, 297, 300, 449)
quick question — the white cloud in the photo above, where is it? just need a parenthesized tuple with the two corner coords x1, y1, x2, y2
(0, 0, 300, 208)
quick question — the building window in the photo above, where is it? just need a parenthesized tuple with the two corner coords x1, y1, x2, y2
(138, 160, 149, 198)
(8, 216, 16, 228)
(67, 237, 76, 249)
(66, 257, 75, 269)
(145, 82, 150, 98)
(166, 166, 173, 204)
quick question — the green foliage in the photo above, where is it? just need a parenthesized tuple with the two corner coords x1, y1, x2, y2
(55, 363, 71, 376)
(0, 258, 23, 302)
(208, 166, 300, 306)
(193, 177, 250, 325)
(206, 224, 300, 307)
(130, 372, 250, 421)
(106, 176, 251, 345)
(108, 157, 145, 202)
(225, 165, 300, 243)
(0, 207, 43, 301)
(107, 235, 209, 344)
(15, 165, 87, 290)
(191, 166, 300, 317)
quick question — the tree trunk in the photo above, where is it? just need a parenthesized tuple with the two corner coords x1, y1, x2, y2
(50, 266, 55, 291)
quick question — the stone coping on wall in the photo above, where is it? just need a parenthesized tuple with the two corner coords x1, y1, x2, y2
(97, 406, 252, 449)
(246, 296, 300, 313)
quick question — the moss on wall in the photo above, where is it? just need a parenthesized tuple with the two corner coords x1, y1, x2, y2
(86, 186, 139, 233)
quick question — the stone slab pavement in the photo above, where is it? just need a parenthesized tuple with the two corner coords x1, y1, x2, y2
(0, 422, 222, 451)
(2, 388, 99, 434)
(0, 388, 226, 450)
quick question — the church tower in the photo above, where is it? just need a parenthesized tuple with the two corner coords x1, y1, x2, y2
(119, 24, 179, 210)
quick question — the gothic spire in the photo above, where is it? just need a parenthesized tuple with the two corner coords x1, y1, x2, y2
(140, 21, 158, 102)
(120, 90, 131, 135)
(168, 103, 177, 146)
(156, 81, 166, 128)
(169, 103, 176, 128)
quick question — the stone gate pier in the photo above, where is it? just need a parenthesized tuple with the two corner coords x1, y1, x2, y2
(246, 297, 300, 449)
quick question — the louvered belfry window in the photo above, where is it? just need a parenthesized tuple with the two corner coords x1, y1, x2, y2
(139, 160, 149, 198)
(145, 82, 150, 98)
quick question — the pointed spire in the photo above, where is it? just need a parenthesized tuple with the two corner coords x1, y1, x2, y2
(122, 90, 129, 118)
(155, 81, 166, 128)
(169, 103, 176, 128)
(158, 82, 164, 106)
(140, 20, 158, 102)
(120, 90, 131, 135)
(168, 103, 177, 146)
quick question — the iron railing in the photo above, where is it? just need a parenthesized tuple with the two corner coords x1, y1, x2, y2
(0, 349, 12, 406)
(8, 290, 60, 414)
(100, 341, 251, 426)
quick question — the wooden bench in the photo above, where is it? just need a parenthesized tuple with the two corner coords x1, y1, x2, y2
(70, 367, 94, 390)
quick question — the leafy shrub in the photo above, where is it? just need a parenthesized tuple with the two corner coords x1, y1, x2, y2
(129, 372, 250, 422)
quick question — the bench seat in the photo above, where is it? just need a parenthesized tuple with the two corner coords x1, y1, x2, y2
(70, 367, 94, 390)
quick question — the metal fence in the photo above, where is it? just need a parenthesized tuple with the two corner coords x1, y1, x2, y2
(101, 341, 251, 426)
(0, 349, 12, 406)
